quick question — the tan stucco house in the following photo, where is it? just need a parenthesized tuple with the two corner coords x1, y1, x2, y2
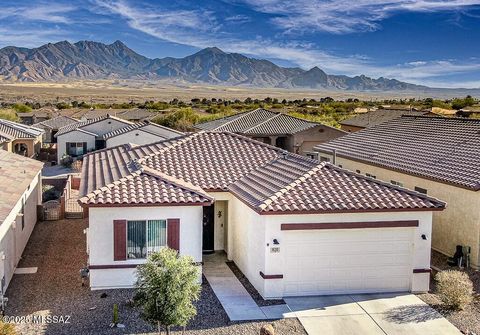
(196, 108, 346, 157)
(79, 131, 444, 297)
(316, 115, 480, 269)
(0, 119, 44, 158)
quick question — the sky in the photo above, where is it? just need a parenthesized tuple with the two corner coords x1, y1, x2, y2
(0, 0, 480, 88)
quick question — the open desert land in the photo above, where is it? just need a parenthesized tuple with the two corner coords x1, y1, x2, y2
(1, 81, 478, 104)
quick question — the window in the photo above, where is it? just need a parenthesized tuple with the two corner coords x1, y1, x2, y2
(67, 142, 86, 157)
(391, 180, 404, 187)
(21, 198, 25, 230)
(305, 152, 318, 160)
(415, 186, 428, 194)
(127, 220, 166, 259)
(319, 156, 330, 162)
(366, 173, 377, 179)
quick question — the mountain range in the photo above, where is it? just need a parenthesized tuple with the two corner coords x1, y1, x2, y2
(0, 40, 425, 91)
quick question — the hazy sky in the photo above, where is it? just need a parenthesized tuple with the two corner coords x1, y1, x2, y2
(1, 0, 480, 88)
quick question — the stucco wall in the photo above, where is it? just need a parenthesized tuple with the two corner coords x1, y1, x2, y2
(262, 210, 433, 297)
(56, 130, 96, 163)
(0, 172, 41, 293)
(82, 118, 130, 137)
(105, 130, 164, 148)
(88, 205, 203, 289)
(289, 125, 346, 155)
(317, 153, 480, 269)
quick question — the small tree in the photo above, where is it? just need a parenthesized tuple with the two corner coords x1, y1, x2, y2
(134, 248, 201, 334)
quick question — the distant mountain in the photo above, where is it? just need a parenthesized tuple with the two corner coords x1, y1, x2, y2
(0, 40, 425, 91)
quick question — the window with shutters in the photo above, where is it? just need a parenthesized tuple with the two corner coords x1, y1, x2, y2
(127, 220, 167, 259)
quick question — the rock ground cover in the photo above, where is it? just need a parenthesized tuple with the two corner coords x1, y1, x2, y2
(5, 218, 306, 335)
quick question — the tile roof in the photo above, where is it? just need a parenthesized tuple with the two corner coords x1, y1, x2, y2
(0, 130, 14, 144)
(316, 115, 480, 191)
(33, 116, 79, 130)
(0, 119, 44, 139)
(195, 108, 320, 135)
(55, 114, 132, 137)
(102, 121, 183, 140)
(230, 157, 444, 213)
(80, 131, 445, 213)
(340, 109, 429, 129)
(0, 150, 43, 224)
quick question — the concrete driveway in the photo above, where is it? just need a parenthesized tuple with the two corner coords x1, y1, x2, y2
(284, 293, 461, 335)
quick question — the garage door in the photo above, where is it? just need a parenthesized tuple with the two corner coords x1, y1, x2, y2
(283, 228, 414, 296)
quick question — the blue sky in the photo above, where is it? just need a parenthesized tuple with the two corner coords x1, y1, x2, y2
(0, 0, 479, 88)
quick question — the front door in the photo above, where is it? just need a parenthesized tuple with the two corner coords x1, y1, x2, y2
(202, 205, 215, 253)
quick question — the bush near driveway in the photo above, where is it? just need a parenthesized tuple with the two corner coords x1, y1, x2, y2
(435, 270, 474, 310)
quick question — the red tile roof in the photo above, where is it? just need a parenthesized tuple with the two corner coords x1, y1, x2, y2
(80, 131, 445, 212)
(316, 115, 480, 191)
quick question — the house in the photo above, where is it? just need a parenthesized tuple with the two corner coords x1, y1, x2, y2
(54, 114, 133, 164)
(18, 110, 52, 125)
(33, 116, 79, 143)
(103, 121, 183, 148)
(0, 150, 43, 294)
(62, 108, 160, 122)
(195, 108, 346, 158)
(315, 115, 480, 269)
(79, 131, 444, 297)
(0, 119, 44, 158)
(339, 109, 432, 132)
(457, 107, 480, 117)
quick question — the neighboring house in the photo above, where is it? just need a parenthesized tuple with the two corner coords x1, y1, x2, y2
(79, 131, 444, 297)
(18, 111, 51, 125)
(315, 115, 480, 269)
(0, 150, 43, 294)
(103, 121, 183, 148)
(33, 116, 79, 143)
(195, 108, 346, 157)
(457, 107, 480, 117)
(54, 114, 132, 164)
(62, 108, 160, 122)
(0, 119, 44, 158)
(339, 109, 432, 132)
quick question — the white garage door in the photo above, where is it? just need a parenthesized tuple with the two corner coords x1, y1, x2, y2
(283, 228, 414, 296)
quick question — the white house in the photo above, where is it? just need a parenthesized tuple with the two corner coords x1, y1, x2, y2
(103, 121, 183, 148)
(79, 132, 445, 298)
(54, 114, 133, 164)
(0, 150, 43, 295)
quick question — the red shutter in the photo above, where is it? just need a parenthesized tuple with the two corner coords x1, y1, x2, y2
(167, 218, 180, 252)
(113, 220, 127, 261)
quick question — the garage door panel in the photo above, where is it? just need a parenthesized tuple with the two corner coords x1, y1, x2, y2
(283, 228, 414, 296)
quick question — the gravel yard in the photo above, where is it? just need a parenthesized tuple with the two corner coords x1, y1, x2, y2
(417, 250, 480, 335)
(5, 219, 306, 335)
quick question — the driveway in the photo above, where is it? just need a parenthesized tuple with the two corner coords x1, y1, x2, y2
(284, 293, 462, 335)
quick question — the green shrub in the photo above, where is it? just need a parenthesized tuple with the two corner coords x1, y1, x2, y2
(435, 270, 473, 310)
(0, 321, 16, 335)
(12, 104, 32, 113)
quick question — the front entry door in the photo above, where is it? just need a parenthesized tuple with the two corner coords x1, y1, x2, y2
(202, 205, 215, 253)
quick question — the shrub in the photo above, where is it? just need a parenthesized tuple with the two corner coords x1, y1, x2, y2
(0, 321, 16, 335)
(435, 270, 473, 310)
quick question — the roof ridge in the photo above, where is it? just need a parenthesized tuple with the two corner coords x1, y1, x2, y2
(136, 132, 203, 165)
(243, 112, 281, 132)
(140, 165, 213, 200)
(258, 161, 326, 210)
(216, 108, 262, 131)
